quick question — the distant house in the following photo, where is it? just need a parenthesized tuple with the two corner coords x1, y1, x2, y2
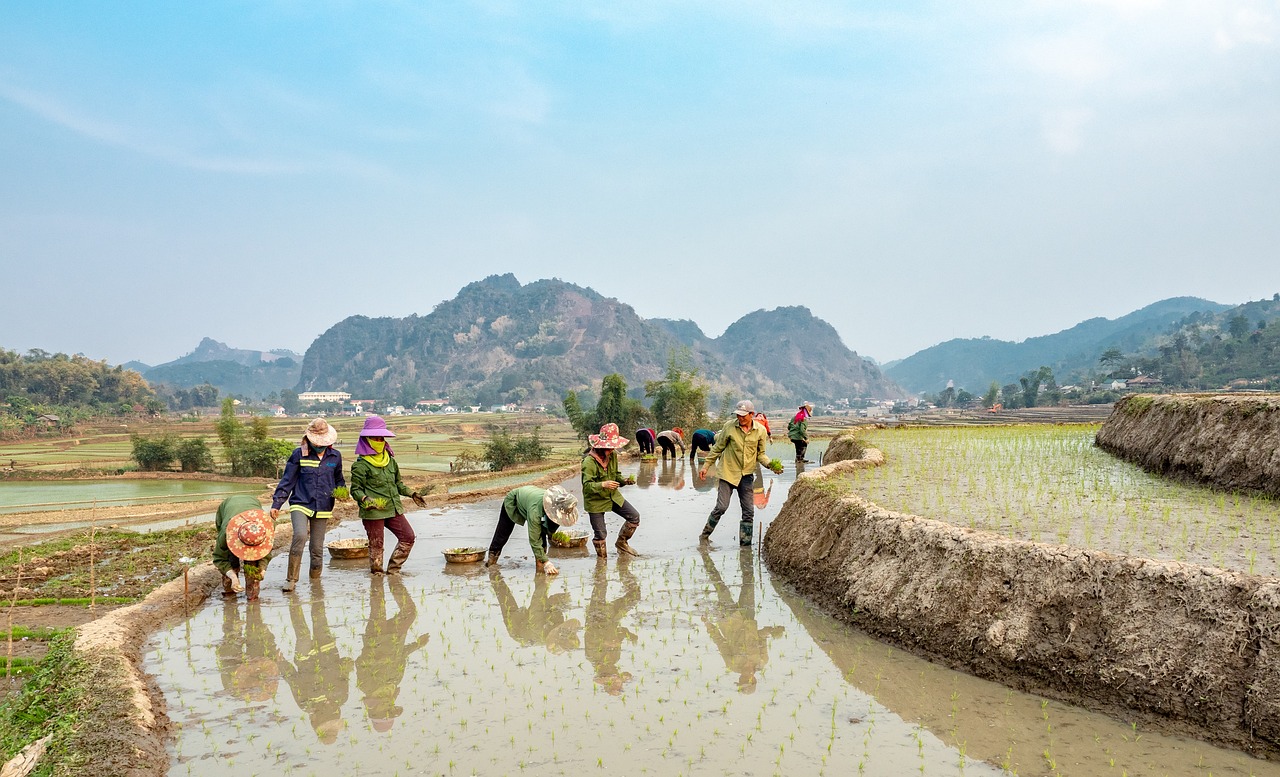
(1110, 380, 1128, 390)
(299, 390, 351, 404)
(268, 405, 287, 417)
(35, 413, 60, 425)
(1127, 376, 1163, 388)
(350, 399, 376, 412)
(443, 406, 459, 414)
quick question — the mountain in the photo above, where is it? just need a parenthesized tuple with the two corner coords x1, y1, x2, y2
(297, 274, 902, 406)
(886, 297, 1230, 393)
(142, 338, 304, 399)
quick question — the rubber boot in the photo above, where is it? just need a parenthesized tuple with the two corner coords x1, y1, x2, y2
(221, 573, 236, 597)
(370, 549, 385, 576)
(700, 515, 719, 541)
(484, 551, 500, 568)
(593, 539, 608, 558)
(282, 556, 301, 593)
(615, 523, 639, 557)
(739, 520, 754, 547)
(387, 542, 412, 574)
(245, 577, 260, 602)
(309, 563, 322, 580)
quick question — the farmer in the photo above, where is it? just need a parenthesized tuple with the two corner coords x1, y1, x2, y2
(356, 576, 429, 731)
(754, 412, 771, 440)
(657, 427, 685, 460)
(634, 427, 656, 456)
(351, 415, 427, 576)
(213, 495, 273, 602)
(698, 400, 774, 546)
(787, 402, 814, 463)
(687, 428, 716, 462)
(271, 418, 343, 592)
(582, 423, 641, 558)
(484, 484, 579, 575)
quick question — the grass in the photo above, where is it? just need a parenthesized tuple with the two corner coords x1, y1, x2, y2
(842, 424, 1280, 575)
(0, 634, 88, 769)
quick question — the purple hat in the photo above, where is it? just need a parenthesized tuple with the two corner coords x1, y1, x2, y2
(356, 415, 396, 457)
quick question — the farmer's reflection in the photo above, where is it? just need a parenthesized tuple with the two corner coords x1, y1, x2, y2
(217, 599, 281, 703)
(635, 460, 657, 489)
(585, 561, 640, 695)
(490, 570, 581, 653)
(752, 464, 774, 513)
(357, 576, 429, 732)
(657, 458, 686, 490)
(280, 581, 352, 744)
(699, 547, 785, 693)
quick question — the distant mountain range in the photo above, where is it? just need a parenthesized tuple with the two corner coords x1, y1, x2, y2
(137, 338, 303, 400)
(295, 274, 900, 406)
(884, 297, 1231, 393)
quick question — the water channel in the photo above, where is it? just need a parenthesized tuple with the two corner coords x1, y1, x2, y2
(0, 479, 260, 515)
(146, 442, 1279, 776)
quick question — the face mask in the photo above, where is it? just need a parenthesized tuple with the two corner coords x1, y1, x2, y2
(368, 439, 386, 453)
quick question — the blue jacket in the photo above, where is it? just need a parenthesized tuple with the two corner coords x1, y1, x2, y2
(691, 429, 716, 449)
(272, 445, 344, 519)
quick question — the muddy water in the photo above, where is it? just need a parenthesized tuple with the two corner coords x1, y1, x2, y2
(147, 443, 1279, 776)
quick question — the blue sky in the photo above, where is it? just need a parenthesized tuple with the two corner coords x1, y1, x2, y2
(2, 1, 1278, 366)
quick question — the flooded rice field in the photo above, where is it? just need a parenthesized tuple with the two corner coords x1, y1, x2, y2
(0, 478, 260, 515)
(847, 425, 1280, 576)
(147, 441, 1280, 776)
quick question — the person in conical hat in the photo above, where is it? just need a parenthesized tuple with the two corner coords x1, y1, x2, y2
(351, 415, 428, 576)
(214, 495, 274, 602)
(581, 422, 641, 558)
(484, 484, 579, 575)
(270, 418, 343, 592)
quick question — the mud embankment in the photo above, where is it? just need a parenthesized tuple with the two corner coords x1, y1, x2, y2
(763, 449, 1280, 758)
(1095, 393, 1280, 496)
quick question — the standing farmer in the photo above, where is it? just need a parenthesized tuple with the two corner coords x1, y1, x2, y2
(582, 423, 641, 558)
(350, 416, 427, 576)
(485, 485, 579, 575)
(271, 418, 342, 592)
(213, 495, 274, 602)
(787, 402, 814, 463)
(698, 400, 775, 546)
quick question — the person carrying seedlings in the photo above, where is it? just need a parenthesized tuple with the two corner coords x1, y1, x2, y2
(787, 402, 814, 463)
(484, 484, 579, 575)
(634, 427, 656, 456)
(213, 495, 274, 602)
(698, 400, 777, 546)
(688, 428, 716, 462)
(271, 418, 343, 592)
(656, 427, 685, 460)
(582, 422, 641, 558)
(350, 415, 427, 576)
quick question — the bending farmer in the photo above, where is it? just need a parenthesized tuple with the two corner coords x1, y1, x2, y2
(214, 495, 274, 602)
(485, 485, 579, 575)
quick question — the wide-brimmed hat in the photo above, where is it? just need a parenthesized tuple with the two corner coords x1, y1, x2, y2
(800, 401, 814, 411)
(542, 485, 579, 528)
(358, 415, 396, 438)
(226, 508, 274, 562)
(304, 418, 337, 447)
(734, 400, 756, 416)
(588, 422, 628, 450)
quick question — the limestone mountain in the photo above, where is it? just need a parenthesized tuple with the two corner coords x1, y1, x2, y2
(142, 338, 303, 399)
(297, 274, 901, 406)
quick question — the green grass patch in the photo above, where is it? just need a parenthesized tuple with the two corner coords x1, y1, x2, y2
(1, 657, 39, 676)
(9, 597, 135, 607)
(1, 626, 68, 640)
(0, 634, 88, 768)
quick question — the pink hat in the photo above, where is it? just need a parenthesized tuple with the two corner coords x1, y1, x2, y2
(588, 422, 628, 450)
(226, 509, 274, 562)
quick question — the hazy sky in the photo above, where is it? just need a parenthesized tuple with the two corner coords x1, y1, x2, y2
(2, 1, 1277, 366)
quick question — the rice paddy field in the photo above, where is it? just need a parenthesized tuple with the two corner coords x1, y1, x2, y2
(843, 424, 1280, 577)
(145, 443, 1280, 777)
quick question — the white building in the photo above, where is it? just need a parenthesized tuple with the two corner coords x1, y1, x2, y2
(298, 391, 352, 404)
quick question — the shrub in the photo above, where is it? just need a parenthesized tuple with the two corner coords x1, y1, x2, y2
(130, 434, 177, 471)
(175, 438, 213, 472)
(483, 426, 551, 471)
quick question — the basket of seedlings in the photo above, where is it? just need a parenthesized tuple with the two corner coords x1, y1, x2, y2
(326, 537, 369, 560)
(550, 530, 590, 549)
(442, 547, 486, 564)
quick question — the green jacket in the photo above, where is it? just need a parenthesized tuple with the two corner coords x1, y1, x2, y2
(581, 453, 625, 514)
(503, 486, 556, 563)
(705, 418, 771, 486)
(213, 494, 268, 573)
(787, 414, 808, 442)
(351, 455, 414, 520)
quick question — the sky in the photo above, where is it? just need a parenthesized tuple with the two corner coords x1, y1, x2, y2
(2, 1, 1278, 367)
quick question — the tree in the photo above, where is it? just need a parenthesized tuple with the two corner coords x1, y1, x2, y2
(281, 389, 300, 415)
(175, 438, 214, 472)
(131, 434, 177, 471)
(215, 398, 241, 450)
(645, 351, 709, 434)
(1019, 366, 1055, 408)
(562, 391, 589, 440)
(1229, 314, 1251, 339)
(982, 382, 1000, 409)
(1099, 347, 1124, 368)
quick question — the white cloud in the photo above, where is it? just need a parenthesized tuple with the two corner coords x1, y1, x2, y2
(1041, 107, 1095, 153)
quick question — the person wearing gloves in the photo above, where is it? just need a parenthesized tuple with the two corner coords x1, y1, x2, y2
(350, 415, 426, 576)
(213, 495, 274, 602)
(788, 402, 814, 463)
(271, 418, 343, 592)
(484, 484, 579, 575)
(581, 423, 641, 558)
(698, 400, 776, 546)
(656, 428, 685, 460)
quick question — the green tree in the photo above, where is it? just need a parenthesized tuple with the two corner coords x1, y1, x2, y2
(562, 391, 589, 440)
(645, 351, 709, 434)
(1229, 314, 1251, 339)
(131, 434, 177, 471)
(1019, 366, 1055, 408)
(175, 438, 214, 472)
(215, 398, 242, 450)
(982, 381, 1000, 408)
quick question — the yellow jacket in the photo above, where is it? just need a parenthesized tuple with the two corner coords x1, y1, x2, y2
(704, 418, 770, 485)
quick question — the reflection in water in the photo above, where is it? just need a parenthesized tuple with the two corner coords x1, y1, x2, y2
(634, 460, 657, 489)
(490, 570, 582, 653)
(280, 581, 352, 744)
(585, 559, 640, 695)
(357, 576, 429, 732)
(751, 465, 774, 512)
(699, 547, 784, 693)
(657, 458, 686, 490)
(216, 600, 281, 703)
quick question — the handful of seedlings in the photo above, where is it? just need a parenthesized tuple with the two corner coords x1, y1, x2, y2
(622, 475, 636, 486)
(331, 486, 350, 500)
(767, 458, 784, 474)
(363, 496, 391, 510)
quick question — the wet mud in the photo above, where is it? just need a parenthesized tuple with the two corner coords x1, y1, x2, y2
(144, 445, 1279, 776)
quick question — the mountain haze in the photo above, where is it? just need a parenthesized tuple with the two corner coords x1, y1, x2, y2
(142, 338, 303, 399)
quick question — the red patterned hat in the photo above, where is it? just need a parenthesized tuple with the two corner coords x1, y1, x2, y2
(226, 509, 274, 562)
(588, 422, 628, 450)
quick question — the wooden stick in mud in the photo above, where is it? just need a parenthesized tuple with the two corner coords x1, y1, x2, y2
(89, 499, 97, 612)
(5, 548, 19, 680)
